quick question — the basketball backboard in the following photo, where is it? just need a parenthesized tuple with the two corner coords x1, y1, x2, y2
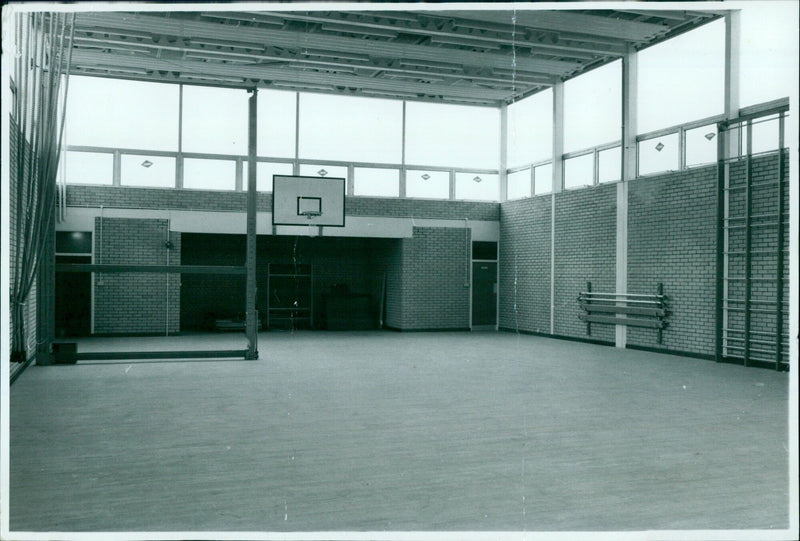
(272, 175, 346, 227)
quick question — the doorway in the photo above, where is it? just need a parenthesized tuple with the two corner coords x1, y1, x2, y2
(472, 261, 497, 328)
(55, 255, 92, 337)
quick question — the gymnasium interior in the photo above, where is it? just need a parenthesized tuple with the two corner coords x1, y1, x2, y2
(2, 2, 798, 539)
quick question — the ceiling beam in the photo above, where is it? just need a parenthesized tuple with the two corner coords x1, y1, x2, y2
(73, 12, 581, 76)
(208, 10, 624, 57)
(68, 49, 513, 102)
(449, 10, 670, 41)
(71, 33, 555, 87)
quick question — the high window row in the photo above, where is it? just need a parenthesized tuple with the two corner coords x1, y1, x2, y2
(61, 5, 794, 201)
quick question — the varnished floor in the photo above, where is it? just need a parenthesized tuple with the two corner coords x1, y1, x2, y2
(9, 331, 790, 534)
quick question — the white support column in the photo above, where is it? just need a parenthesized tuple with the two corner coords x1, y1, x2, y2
(617, 46, 637, 348)
(293, 91, 300, 175)
(499, 103, 508, 202)
(720, 11, 741, 358)
(724, 10, 741, 157)
(400, 100, 407, 198)
(551, 82, 564, 195)
(550, 82, 564, 334)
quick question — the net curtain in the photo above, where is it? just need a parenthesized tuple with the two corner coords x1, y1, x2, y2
(10, 12, 74, 363)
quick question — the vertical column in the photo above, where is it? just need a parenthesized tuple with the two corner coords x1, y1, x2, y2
(245, 89, 258, 360)
(775, 113, 785, 369)
(550, 82, 564, 334)
(499, 103, 508, 202)
(551, 82, 564, 195)
(399, 101, 407, 198)
(176, 84, 183, 188)
(293, 91, 300, 175)
(724, 11, 741, 157)
(235, 159, 244, 192)
(717, 11, 741, 360)
(112, 150, 121, 186)
(617, 46, 637, 348)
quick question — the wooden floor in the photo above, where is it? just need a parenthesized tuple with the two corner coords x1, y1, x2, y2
(9, 331, 790, 534)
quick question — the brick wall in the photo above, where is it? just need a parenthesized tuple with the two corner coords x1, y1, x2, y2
(498, 196, 551, 334)
(94, 218, 181, 334)
(497, 150, 789, 360)
(553, 184, 617, 342)
(389, 226, 471, 330)
(66, 185, 499, 221)
(627, 166, 717, 355)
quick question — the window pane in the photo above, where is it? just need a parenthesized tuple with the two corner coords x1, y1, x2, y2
(183, 158, 236, 190)
(406, 102, 499, 169)
(299, 93, 402, 163)
(564, 60, 621, 152)
(685, 125, 718, 167)
(749, 116, 781, 155)
(63, 151, 113, 185)
(455, 172, 498, 201)
(257, 89, 297, 158)
(564, 153, 594, 189)
(243, 161, 295, 192)
(638, 20, 724, 133)
(598, 146, 621, 183)
(507, 169, 532, 200)
(65, 76, 179, 151)
(534, 163, 552, 195)
(406, 169, 449, 199)
(638, 133, 679, 176)
(740, 3, 797, 107)
(121, 155, 175, 188)
(182, 85, 248, 154)
(354, 167, 399, 197)
(508, 89, 553, 167)
(298, 163, 348, 181)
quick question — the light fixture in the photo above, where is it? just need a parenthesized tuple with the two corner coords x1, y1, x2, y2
(141, 160, 153, 168)
(317, 169, 328, 177)
(421, 174, 430, 180)
(704, 132, 716, 140)
(655, 142, 664, 152)
(473, 176, 483, 183)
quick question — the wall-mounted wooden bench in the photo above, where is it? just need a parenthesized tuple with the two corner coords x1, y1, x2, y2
(578, 282, 668, 343)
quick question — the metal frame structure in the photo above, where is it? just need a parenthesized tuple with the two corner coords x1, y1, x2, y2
(63, 9, 722, 107)
(715, 101, 790, 371)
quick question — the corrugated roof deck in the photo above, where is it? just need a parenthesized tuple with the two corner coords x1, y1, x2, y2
(65, 8, 722, 105)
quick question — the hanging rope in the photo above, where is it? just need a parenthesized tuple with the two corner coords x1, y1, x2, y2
(10, 12, 74, 362)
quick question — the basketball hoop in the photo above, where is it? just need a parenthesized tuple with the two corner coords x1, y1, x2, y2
(299, 210, 322, 219)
